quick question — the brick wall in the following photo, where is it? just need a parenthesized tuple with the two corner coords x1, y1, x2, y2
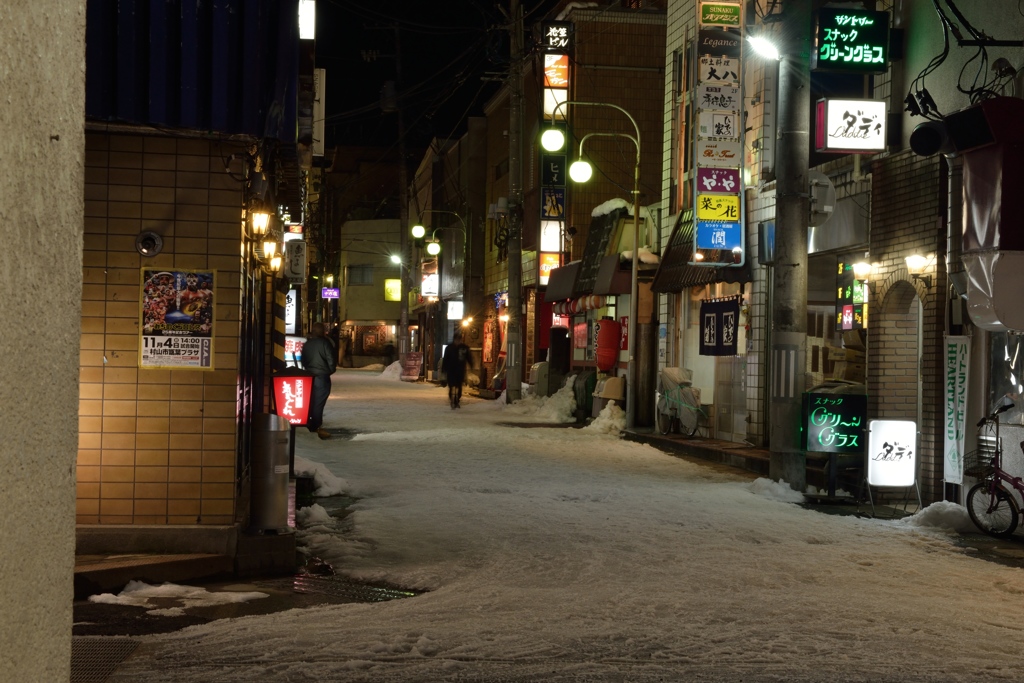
(869, 149, 946, 503)
(79, 132, 246, 525)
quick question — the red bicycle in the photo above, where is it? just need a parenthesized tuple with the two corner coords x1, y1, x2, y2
(965, 397, 1022, 538)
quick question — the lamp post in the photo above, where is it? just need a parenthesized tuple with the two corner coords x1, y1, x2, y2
(542, 101, 642, 430)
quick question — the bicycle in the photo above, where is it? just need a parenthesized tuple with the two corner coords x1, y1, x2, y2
(655, 369, 706, 437)
(965, 396, 1021, 538)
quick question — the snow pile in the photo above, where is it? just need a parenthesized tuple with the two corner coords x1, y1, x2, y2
(294, 455, 348, 496)
(88, 581, 267, 617)
(748, 477, 806, 503)
(502, 375, 577, 423)
(591, 198, 629, 217)
(296, 503, 334, 527)
(620, 246, 660, 264)
(584, 400, 625, 434)
(378, 361, 404, 381)
(895, 500, 976, 533)
(356, 363, 386, 372)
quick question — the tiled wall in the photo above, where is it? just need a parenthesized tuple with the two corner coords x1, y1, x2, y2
(79, 132, 246, 525)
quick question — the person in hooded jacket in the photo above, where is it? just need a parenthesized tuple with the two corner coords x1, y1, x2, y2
(441, 331, 473, 409)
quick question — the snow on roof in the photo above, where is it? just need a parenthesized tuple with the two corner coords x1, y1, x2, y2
(591, 198, 630, 217)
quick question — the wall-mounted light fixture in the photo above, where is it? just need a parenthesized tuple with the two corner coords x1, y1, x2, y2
(905, 254, 932, 289)
(262, 239, 278, 260)
(852, 261, 872, 282)
(251, 209, 271, 236)
(267, 253, 283, 273)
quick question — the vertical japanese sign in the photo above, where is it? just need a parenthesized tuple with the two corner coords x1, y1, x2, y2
(140, 269, 215, 369)
(541, 20, 572, 286)
(692, 2, 744, 266)
(944, 335, 970, 484)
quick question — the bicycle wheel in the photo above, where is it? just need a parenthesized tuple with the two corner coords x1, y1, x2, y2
(678, 406, 699, 437)
(657, 410, 674, 435)
(967, 482, 1020, 538)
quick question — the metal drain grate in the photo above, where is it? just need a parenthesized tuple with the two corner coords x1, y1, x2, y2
(71, 637, 139, 683)
(260, 574, 422, 602)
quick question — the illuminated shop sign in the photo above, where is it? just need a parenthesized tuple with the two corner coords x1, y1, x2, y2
(868, 419, 917, 487)
(815, 98, 887, 153)
(539, 252, 560, 286)
(700, 2, 741, 27)
(803, 393, 867, 454)
(541, 21, 572, 51)
(544, 53, 569, 88)
(321, 287, 339, 299)
(836, 261, 868, 330)
(384, 278, 401, 302)
(696, 220, 742, 251)
(814, 8, 889, 73)
(273, 370, 313, 425)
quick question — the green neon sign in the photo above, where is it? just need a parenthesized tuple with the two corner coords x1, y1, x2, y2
(804, 393, 867, 454)
(814, 8, 889, 74)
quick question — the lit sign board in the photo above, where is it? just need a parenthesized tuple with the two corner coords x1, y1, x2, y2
(836, 261, 868, 330)
(814, 8, 889, 73)
(697, 167, 740, 194)
(544, 53, 569, 88)
(421, 272, 439, 298)
(284, 335, 305, 367)
(697, 28, 742, 59)
(815, 98, 887, 154)
(698, 110, 739, 140)
(541, 21, 572, 51)
(696, 139, 741, 167)
(384, 278, 401, 302)
(321, 287, 339, 299)
(540, 220, 562, 252)
(447, 300, 464, 320)
(804, 393, 867, 454)
(868, 419, 917, 487)
(285, 287, 298, 334)
(696, 194, 740, 222)
(700, 2, 741, 27)
(539, 252, 560, 286)
(696, 220, 742, 250)
(697, 84, 741, 111)
(273, 370, 313, 425)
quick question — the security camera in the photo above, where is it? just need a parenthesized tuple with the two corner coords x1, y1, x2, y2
(135, 231, 163, 256)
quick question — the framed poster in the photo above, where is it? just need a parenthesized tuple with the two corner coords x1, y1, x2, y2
(140, 269, 215, 369)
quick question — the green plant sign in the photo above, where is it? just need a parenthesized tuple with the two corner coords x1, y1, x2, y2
(814, 8, 889, 74)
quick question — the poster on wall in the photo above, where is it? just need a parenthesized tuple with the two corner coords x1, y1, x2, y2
(140, 269, 215, 369)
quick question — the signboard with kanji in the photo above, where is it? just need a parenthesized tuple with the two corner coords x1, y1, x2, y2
(700, 2, 741, 27)
(836, 261, 868, 330)
(696, 220, 742, 250)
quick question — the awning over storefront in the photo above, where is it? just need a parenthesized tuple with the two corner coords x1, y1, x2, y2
(651, 210, 751, 293)
(545, 260, 581, 302)
(593, 254, 631, 295)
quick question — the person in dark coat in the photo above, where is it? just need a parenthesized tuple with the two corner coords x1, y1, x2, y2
(441, 331, 473, 409)
(301, 322, 336, 439)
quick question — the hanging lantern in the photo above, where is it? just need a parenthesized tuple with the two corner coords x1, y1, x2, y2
(272, 368, 315, 425)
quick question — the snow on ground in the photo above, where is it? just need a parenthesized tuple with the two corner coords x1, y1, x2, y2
(89, 581, 267, 618)
(109, 371, 1024, 682)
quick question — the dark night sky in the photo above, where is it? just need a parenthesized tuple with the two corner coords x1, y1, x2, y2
(315, 0, 561, 150)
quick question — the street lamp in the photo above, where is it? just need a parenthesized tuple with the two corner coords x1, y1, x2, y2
(543, 101, 643, 430)
(410, 210, 468, 256)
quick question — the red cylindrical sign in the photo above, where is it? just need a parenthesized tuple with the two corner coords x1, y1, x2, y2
(273, 371, 314, 425)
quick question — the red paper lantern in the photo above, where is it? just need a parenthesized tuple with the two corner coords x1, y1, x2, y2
(272, 369, 315, 425)
(595, 317, 622, 372)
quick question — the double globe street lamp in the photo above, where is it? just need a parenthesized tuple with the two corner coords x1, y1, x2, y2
(541, 101, 642, 430)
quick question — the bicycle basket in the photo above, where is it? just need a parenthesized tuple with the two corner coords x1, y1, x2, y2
(963, 448, 996, 479)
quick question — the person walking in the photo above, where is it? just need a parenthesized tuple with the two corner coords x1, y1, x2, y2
(441, 331, 473, 409)
(301, 322, 336, 439)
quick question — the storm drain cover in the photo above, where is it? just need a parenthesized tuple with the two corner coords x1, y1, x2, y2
(260, 574, 422, 603)
(71, 637, 138, 683)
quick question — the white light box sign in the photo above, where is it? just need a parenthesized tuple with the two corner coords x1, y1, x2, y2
(867, 419, 917, 487)
(815, 98, 887, 153)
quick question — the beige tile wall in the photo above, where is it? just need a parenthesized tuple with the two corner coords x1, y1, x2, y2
(79, 132, 246, 525)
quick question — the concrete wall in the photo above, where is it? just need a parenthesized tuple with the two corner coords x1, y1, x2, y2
(0, 2, 84, 680)
(79, 133, 246, 526)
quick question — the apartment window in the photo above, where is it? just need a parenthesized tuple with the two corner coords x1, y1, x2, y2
(348, 264, 373, 285)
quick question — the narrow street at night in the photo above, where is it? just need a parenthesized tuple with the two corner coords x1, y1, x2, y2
(101, 370, 1024, 683)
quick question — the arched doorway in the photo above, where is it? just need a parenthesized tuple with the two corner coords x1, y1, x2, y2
(873, 281, 924, 424)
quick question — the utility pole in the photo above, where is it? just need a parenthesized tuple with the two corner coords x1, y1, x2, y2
(505, 0, 524, 402)
(769, 0, 811, 491)
(395, 25, 411, 362)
